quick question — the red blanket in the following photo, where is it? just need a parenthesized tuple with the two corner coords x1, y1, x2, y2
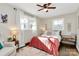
(29, 36, 60, 56)
(49, 37, 59, 55)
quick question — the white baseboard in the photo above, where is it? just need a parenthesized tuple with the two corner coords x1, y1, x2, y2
(76, 45, 79, 52)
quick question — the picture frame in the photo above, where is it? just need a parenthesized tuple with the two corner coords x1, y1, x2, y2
(0, 13, 8, 23)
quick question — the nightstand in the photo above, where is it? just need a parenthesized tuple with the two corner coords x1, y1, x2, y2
(61, 35, 77, 47)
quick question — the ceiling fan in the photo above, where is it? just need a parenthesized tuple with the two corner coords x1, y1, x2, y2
(37, 3, 56, 12)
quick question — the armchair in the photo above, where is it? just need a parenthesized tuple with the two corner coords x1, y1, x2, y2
(0, 41, 16, 56)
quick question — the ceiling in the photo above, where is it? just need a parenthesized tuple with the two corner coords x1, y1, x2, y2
(9, 3, 79, 18)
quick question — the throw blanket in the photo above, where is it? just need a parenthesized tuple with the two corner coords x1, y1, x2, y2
(29, 36, 60, 56)
(49, 37, 59, 55)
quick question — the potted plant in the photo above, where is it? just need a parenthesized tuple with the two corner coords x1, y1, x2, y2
(7, 37, 12, 42)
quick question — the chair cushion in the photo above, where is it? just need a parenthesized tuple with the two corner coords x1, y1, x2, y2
(0, 40, 4, 47)
(0, 43, 3, 49)
(0, 47, 15, 56)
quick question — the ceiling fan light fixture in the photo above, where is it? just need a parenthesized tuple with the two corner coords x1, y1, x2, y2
(43, 8, 48, 12)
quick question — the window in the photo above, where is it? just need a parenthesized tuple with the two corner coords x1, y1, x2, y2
(28, 17, 37, 34)
(52, 18, 64, 34)
(20, 18, 28, 30)
(53, 19, 64, 30)
(28, 17, 37, 31)
(20, 15, 37, 31)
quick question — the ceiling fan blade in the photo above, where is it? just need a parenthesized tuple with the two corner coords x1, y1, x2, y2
(37, 4, 43, 7)
(38, 8, 44, 11)
(48, 7, 56, 9)
(48, 3, 51, 6)
(43, 4, 47, 8)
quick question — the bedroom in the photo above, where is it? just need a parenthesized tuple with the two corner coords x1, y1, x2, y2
(0, 3, 79, 56)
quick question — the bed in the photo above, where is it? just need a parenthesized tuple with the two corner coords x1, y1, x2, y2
(29, 35, 61, 56)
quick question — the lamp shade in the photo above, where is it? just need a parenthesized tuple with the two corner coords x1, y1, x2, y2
(11, 30, 17, 35)
(10, 27, 18, 35)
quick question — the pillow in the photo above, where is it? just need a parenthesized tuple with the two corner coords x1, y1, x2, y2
(0, 40, 4, 47)
(0, 43, 3, 49)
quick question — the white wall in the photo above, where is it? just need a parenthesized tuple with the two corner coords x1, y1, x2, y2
(76, 9, 79, 52)
(0, 4, 17, 41)
(37, 13, 77, 34)
(0, 4, 38, 47)
(37, 17, 52, 35)
(64, 13, 77, 34)
(15, 9, 38, 47)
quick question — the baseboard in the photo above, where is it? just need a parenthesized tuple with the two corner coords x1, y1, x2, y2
(76, 45, 79, 52)
(19, 45, 26, 49)
(19, 42, 30, 49)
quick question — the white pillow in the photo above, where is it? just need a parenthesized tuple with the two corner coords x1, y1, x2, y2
(0, 40, 4, 47)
